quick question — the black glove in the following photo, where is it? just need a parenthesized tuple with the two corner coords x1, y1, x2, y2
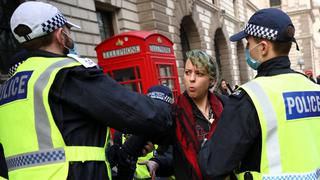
(106, 143, 120, 168)
(122, 135, 148, 157)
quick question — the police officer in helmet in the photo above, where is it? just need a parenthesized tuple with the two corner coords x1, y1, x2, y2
(198, 8, 320, 179)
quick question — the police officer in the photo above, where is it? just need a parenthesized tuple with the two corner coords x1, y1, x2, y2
(198, 8, 320, 179)
(0, 2, 171, 180)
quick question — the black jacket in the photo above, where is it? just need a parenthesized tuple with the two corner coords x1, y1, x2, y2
(3, 50, 172, 180)
(198, 56, 307, 179)
(0, 144, 7, 179)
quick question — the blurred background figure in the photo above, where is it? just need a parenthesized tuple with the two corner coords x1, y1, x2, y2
(219, 79, 233, 95)
(304, 70, 316, 83)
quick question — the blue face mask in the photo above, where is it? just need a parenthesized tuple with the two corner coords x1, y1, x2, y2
(62, 31, 78, 56)
(67, 43, 78, 56)
(245, 48, 261, 70)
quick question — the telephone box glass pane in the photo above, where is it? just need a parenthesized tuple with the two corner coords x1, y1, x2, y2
(158, 65, 175, 90)
(160, 79, 174, 90)
(156, 64, 178, 98)
(159, 65, 172, 76)
(111, 67, 142, 93)
(113, 68, 135, 81)
(136, 67, 141, 78)
(123, 83, 137, 92)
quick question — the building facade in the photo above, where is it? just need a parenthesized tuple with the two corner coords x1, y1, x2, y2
(279, 0, 320, 78)
(1, 0, 320, 88)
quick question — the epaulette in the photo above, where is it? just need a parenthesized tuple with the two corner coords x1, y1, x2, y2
(67, 54, 97, 68)
(230, 89, 245, 99)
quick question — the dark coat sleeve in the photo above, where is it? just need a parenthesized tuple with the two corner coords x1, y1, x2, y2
(0, 144, 7, 179)
(52, 66, 173, 136)
(151, 145, 174, 177)
(198, 90, 261, 179)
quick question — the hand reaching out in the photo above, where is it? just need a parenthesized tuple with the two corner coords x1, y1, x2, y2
(138, 160, 159, 180)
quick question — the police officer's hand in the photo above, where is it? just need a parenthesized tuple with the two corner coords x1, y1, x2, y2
(142, 141, 154, 156)
(138, 160, 159, 180)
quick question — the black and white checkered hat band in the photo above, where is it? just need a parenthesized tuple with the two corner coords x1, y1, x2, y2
(41, 12, 67, 34)
(244, 23, 278, 41)
(8, 61, 24, 78)
(147, 92, 173, 104)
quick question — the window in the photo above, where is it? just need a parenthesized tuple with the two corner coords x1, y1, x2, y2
(157, 64, 178, 97)
(0, 0, 21, 79)
(180, 26, 190, 61)
(270, 0, 281, 7)
(233, 0, 238, 17)
(214, 38, 221, 70)
(96, 10, 114, 41)
(108, 67, 143, 93)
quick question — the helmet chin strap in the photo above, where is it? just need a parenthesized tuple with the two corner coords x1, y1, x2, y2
(292, 38, 300, 51)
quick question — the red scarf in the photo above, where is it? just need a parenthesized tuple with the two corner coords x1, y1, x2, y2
(175, 91, 223, 180)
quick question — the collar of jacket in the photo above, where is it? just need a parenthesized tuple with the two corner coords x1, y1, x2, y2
(256, 56, 296, 77)
(7, 50, 64, 77)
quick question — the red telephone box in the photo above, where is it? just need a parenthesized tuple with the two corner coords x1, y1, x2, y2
(95, 31, 180, 97)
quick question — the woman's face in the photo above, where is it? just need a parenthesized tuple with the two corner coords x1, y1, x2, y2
(221, 80, 227, 89)
(183, 59, 211, 100)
